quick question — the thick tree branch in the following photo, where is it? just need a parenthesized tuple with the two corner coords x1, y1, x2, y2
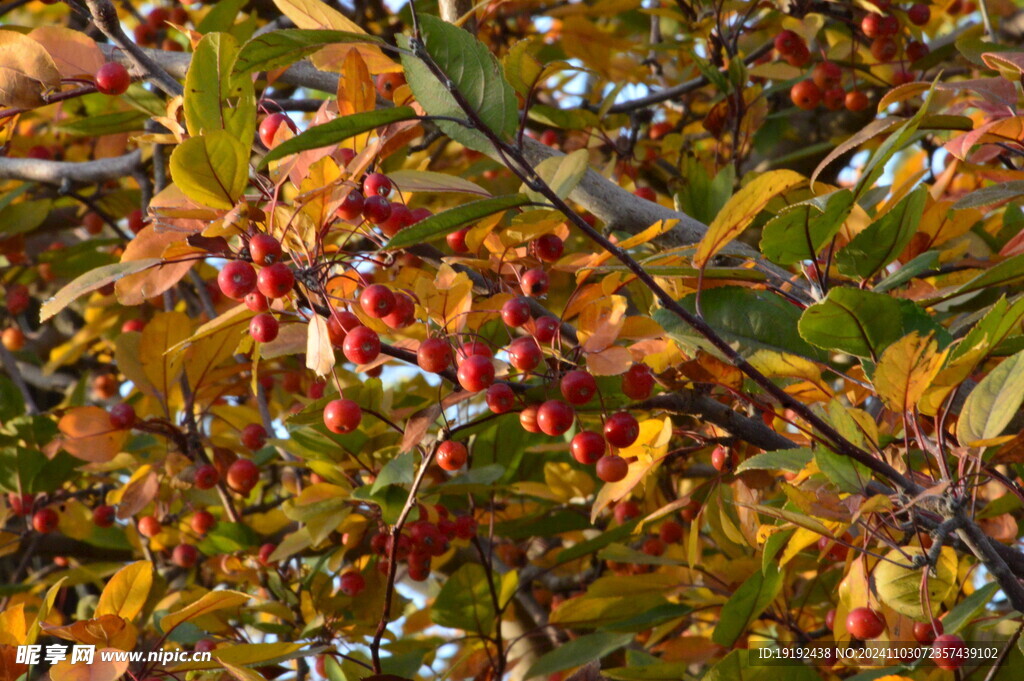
(0, 151, 143, 185)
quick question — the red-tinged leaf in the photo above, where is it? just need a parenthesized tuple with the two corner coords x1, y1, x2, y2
(57, 407, 127, 463)
(400, 404, 441, 453)
(115, 225, 198, 305)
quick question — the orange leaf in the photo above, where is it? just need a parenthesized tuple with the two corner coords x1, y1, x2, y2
(57, 407, 126, 463)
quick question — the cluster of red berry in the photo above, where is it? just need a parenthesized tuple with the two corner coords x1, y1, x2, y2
(369, 504, 477, 581)
(131, 5, 189, 51)
(841, 607, 966, 670)
(777, 2, 932, 112)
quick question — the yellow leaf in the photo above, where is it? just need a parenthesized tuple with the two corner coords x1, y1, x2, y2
(305, 315, 334, 377)
(27, 578, 65, 645)
(585, 346, 632, 376)
(543, 462, 595, 502)
(0, 605, 27, 646)
(874, 332, 947, 413)
(525, 149, 589, 202)
(337, 49, 375, 139)
(694, 170, 805, 268)
(778, 527, 820, 566)
(503, 39, 543, 96)
(96, 562, 153, 622)
(417, 265, 473, 333)
(142, 311, 191, 409)
(57, 407, 127, 463)
(50, 650, 128, 681)
(873, 547, 956, 619)
(274, 0, 398, 73)
(160, 590, 251, 634)
(577, 295, 627, 353)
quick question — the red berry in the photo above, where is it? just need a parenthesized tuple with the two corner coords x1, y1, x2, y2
(241, 423, 267, 450)
(521, 268, 549, 297)
(892, 69, 914, 85)
(249, 313, 279, 343)
(878, 14, 899, 36)
(92, 505, 116, 528)
(258, 113, 297, 147)
(456, 341, 493, 363)
(375, 73, 406, 101)
(486, 383, 516, 414)
(622, 364, 655, 400)
(363, 172, 393, 198)
(501, 297, 531, 328)
(533, 234, 564, 262)
(812, 61, 842, 89)
(362, 195, 391, 224)
(7, 491, 33, 512)
(83, 212, 104, 234)
(614, 501, 640, 524)
(324, 399, 362, 434)
(908, 4, 930, 26)
(382, 292, 415, 329)
(191, 510, 215, 535)
(604, 412, 639, 448)
(417, 337, 452, 373)
(109, 403, 136, 429)
(633, 186, 656, 202)
(913, 618, 943, 644)
(337, 190, 365, 220)
(846, 90, 869, 112)
(32, 508, 59, 534)
(172, 544, 199, 568)
(457, 355, 494, 392)
(507, 336, 543, 372)
(249, 234, 282, 266)
(455, 515, 477, 539)
(447, 227, 470, 253)
(437, 441, 468, 471)
(681, 500, 700, 522)
(26, 145, 52, 160)
(147, 8, 169, 29)
(138, 515, 161, 538)
(711, 446, 738, 472)
(95, 62, 130, 95)
(571, 431, 606, 464)
(862, 13, 883, 38)
(596, 455, 628, 482)
(127, 209, 146, 234)
(194, 464, 219, 490)
(534, 316, 559, 343)
(340, 571, 366, 596)
(784, 43, 811, 68)
(245, 291, 269, 312)
(791, 80, 822, 110)
(773, 30, 803, 56)
(226, 459, 260, 494)
(823, 88, 846, 111)
(825, 609, 836, 630)
(195, 640, 216, 654)
(536, 400, 575, 436)
(121, 319, 145, 333)
(642, 536, 665, 556)
(846, 607, 886, 640)
(218, 261, 257, 300)
(519, 404, 541, 433)
(932, 634, 965, 670)
(649, 122, 673, 140)
(817, 534, 850, 561)
(327, 310, 361, 346)
(359, 284, 396, 318)
(870, 37, 898, 63)
(257, 263, 294, 299)
(379, 202, 412, 237)
(906, 40, 929, 63)
(659, 520, 683, 543)
(539, 129, 559, 147)
(560, 370, 597, 405)
(258, 543, 277, 566)
(343, 326, 380, 364)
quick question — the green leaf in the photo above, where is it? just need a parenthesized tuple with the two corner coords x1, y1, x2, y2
(654, 287, 825, 361)
(384, 194, 530, 249)
(0, 377, 24, 422)
(941, 582, 999, 634)
(234, 29, 381, 75)
(736, 448, 813, 473)
(603, 603, 692, 633)
(196, 0, 248, 33)
(524, 632, 633, 679)
(436, 463, 505, 494)
(431, 563, 497, 634)
(762, 528, 794, 573)
(350, 484, 407, 524)
(184, 33, 256, 144)
(398, 15, 518, 153)
(712, 565, 784, 647)
(169, 131, 249, 209)
(0, 199, 52, 236)
(948, 253, 1024, 299)
(493, 509, 591, 539)
(875, 250, 940, 293)
(40, 259, 162, 322)
(0, 448, 78, 494)
(760, 189, 854, 266)
(855, 93, 932, 200)
(598, 544, 683, 567)
(259, 107, 417, 167)
(836, 186, 928, 279)
(197, 521, 260, 554)
(526, 149, 588, 202)
(371, 451, 414, 494)
(604, 662, 693, 681)
(527, 103, 602, 130)
(556, 519, 640, 565)
(957, 348, 1024, 446)
(815, 448, 870, 493)
(57, 111, 148, 136)
(674, 159, 734, 226)
(798, 287, 904, 359)
(952, 296, 1024, 363)
(953, 180, 1024, 210)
